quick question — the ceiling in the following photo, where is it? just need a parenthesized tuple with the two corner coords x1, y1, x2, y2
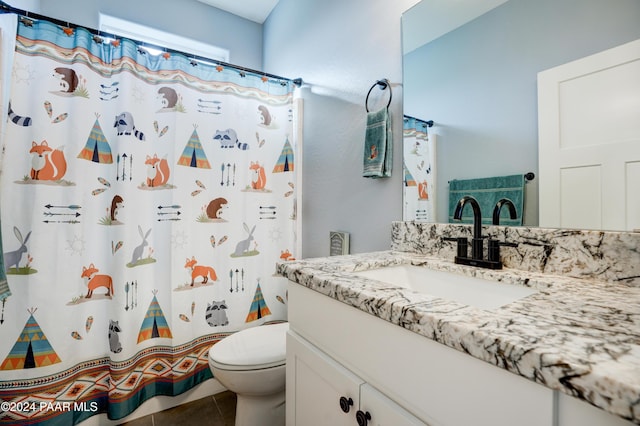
(195, 0, 508, 50)
(402, 0, 509, 54)
(196, 0, 280, 24)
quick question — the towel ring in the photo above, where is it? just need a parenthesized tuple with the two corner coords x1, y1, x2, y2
(365, 79, 392, 112)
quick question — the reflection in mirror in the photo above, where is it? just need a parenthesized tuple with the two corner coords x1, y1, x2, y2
(403, 116, 436, 222)
(402, 0, 640, 229)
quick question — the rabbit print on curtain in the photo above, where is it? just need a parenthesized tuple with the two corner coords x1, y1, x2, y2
(0, 17, 297, 424)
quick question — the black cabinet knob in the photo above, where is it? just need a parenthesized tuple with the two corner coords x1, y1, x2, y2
(356, 410, 371, 426)
(339, 396, 353, 413)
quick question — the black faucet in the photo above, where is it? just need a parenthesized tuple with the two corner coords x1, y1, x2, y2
(492, 198, 517, 225)
(488, 198, 519, 263)
(448, 195, 505, 269)
(453, 196, 484, 260)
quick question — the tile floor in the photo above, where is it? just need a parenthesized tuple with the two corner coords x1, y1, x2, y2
(119, 391, 236, 426)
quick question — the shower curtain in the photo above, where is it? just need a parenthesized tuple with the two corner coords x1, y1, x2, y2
(0, 15, 297, 425)
(403, 116, 436, 222)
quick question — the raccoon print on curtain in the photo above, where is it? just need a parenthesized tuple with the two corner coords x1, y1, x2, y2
(0, 16, 297, 425)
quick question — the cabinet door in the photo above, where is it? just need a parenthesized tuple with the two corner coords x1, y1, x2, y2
(557, 392, 635, 426)
(287, 332, 364, 426)
(359, 383, 427, 426)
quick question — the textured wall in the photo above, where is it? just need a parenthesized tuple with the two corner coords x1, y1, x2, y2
(263, 0, 419, 258)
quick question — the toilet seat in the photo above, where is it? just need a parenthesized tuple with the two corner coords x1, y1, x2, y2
(209, 322, 288, 371)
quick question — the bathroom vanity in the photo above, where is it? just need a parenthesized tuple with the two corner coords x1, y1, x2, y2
(286, 280, 552, 426)
(278, 223, 640, 426)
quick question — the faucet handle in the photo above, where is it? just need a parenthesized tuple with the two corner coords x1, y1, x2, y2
(443, 237, 468, 258)
(488, 239, 517, 262)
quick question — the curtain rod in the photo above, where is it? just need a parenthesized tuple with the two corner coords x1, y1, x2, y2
(404, 114, 434, 128)
(0, 1, 303, 87)
(448, 173, 535, 184)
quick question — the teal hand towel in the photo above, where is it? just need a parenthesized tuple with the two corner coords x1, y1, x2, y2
(448, 174, 525, 226)
(363, 107, 392, 178)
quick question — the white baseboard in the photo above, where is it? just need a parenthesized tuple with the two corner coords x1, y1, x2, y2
(79, 378, 226, 425)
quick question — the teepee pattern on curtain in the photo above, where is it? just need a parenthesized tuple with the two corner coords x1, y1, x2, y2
(0, 308, 61, 370)
(137, 290, 173, 343)
(78, 115, 114, 164)
(403, 116, 436, 222)
(0, 17, 297, 424)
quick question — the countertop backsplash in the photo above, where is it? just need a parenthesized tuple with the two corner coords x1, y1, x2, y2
(391, 222, 640, 286)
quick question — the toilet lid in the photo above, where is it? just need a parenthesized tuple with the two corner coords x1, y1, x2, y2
(209, 322, 288, 369)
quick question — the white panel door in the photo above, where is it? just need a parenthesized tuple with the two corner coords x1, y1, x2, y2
(538, 38, 640, 231)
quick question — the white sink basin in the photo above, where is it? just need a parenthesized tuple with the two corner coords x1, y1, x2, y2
(353, 265, 536, 310)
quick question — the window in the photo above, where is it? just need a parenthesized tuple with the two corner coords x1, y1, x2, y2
(99, 14, 229, 62)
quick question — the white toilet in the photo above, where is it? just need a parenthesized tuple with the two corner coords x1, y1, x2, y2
(208, 322, 288, 426)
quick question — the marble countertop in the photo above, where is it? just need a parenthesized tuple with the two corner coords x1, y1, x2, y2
(276, 250, 640, 424)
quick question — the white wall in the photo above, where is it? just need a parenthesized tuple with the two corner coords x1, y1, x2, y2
(263, 0, 419, 258)
(4, 0, 38, 11)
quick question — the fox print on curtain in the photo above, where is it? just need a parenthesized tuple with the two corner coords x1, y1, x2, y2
(0, 16, 297, 424)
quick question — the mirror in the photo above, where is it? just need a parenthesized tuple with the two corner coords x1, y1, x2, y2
(402, 0, 640, 228)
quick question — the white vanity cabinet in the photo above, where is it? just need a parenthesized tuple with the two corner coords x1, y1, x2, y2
(359, 383, 427, 425)
(287, 330, 425, 425)
(557, 392, 635, 426)
(287, 281, 555, 426)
